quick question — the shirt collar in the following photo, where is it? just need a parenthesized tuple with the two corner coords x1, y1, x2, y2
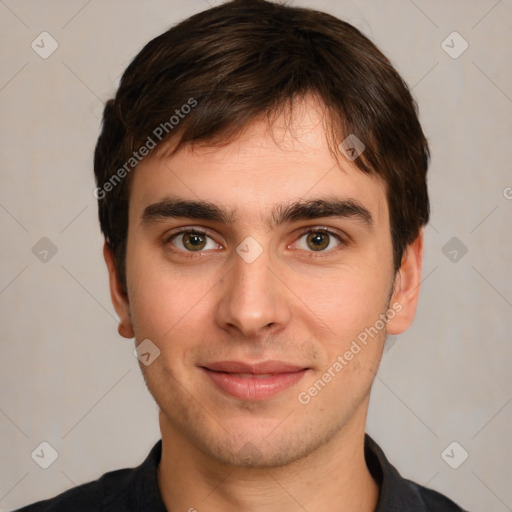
(365, 433, 432, 510)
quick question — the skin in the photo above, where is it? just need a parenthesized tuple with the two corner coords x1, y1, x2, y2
(104, 96, 423, 512)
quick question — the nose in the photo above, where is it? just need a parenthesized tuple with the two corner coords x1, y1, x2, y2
(214, 243, 292, 339)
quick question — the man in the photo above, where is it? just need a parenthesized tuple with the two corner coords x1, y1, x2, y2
(17, 0, 466, 510)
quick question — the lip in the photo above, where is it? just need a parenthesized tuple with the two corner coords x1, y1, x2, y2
(201, 360, 309, 401)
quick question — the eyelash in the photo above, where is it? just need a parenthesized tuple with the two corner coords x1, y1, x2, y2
(294, 227, 346, 257)
(164, 226, 346, 258)
(165, 228, 217, 259)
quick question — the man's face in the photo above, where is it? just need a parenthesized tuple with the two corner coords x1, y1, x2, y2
(108, 97, 420, 468)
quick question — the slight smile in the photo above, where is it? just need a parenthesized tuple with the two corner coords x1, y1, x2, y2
(201, 361, 310, 401)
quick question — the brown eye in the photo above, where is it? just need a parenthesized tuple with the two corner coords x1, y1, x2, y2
(306, 232, 330, 251)
(182, 232, 207, 251)
(293, 229, 342, 253)
(169, 230, 217, 252)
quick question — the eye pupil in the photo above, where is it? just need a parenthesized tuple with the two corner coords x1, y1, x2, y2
(307, 232, 329, 251)
(183, 232, 206, 251)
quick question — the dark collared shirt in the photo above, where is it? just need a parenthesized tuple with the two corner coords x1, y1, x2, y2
(15, 434, 466, 511)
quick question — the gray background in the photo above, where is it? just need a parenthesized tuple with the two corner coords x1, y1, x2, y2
(1, 0, 511, 510)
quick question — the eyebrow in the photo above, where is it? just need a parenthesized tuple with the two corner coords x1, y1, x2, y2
(141, 197, 373, 229)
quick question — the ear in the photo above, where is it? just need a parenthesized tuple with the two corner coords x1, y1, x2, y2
(386, 230, 424, 335)
(103, 242, 134, 339)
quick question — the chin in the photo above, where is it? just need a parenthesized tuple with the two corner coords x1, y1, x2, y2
(203, 436, 315, 469)
(180, 413, 341, 470)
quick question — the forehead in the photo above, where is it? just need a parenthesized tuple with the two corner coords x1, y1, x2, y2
(129, 97, 389, 228)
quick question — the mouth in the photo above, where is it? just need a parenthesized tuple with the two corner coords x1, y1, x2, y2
(200, 360, 309, 401)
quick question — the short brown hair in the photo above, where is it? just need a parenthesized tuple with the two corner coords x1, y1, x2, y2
(94, 0, 430, 293)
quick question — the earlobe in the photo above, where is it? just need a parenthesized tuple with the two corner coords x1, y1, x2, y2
(386, 230, 424, 336)
(103, 243, 135, 339)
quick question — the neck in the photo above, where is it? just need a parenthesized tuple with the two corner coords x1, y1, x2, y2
(157, 411, 379, 512)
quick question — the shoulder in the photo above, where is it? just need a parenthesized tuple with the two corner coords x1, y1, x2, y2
(13, 467, 134, 512)
(405, 478, 468, 511)
(364, 434, 467, 511)
(13, 440, 164, 512)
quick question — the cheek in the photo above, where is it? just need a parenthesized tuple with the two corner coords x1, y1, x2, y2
(126, 245, 217, 344)
(288, 261, 392, 337)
